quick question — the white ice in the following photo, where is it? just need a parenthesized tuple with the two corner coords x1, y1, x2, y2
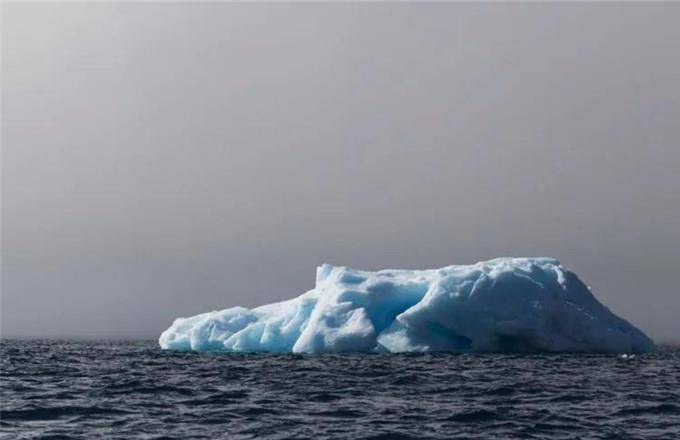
(159, 258, 655, 353)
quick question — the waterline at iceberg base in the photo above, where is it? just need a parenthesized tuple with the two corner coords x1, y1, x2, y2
(159, 258, 655, 354)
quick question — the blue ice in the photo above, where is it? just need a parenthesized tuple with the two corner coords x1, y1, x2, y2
(159, 258, 654, 353)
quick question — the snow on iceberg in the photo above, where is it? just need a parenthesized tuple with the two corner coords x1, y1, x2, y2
(159, 258, 655, 353)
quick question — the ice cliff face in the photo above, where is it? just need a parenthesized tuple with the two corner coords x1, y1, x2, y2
(159, 258, 655, 353)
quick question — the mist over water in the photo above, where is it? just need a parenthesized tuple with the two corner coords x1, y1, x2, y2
(2, 340, 679, 439)
(3, 3, 680, 343)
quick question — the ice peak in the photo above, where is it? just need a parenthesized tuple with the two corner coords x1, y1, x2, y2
(160, 257, 654, 354)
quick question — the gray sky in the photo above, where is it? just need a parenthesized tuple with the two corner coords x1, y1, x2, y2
(2, 3, 679, 341)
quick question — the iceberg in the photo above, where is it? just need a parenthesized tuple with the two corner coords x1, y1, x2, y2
(159, 258, 654, 353)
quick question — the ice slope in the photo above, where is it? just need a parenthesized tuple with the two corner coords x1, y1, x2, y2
(159, 258, 655, 353)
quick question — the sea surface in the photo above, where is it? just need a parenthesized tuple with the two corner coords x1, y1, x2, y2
(1, 340, 679, 439)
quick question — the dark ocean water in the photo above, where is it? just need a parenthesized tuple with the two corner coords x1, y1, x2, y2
(1, 340, 679, 439)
